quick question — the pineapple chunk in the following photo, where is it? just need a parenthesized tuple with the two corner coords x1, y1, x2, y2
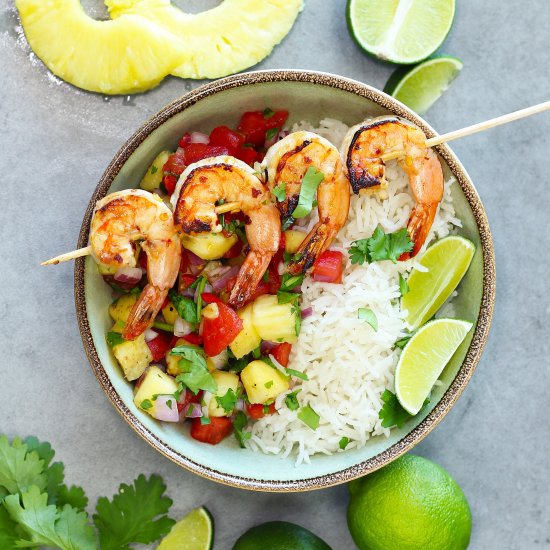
(165, 338, 188, 376)
(208, 371, 240, 417)
(98, 263, 117, 276)
(162, 301, 179, 325)
(112, 333, 152, 381)
(106, 0, 303, 79)
(252, 295, 298, 344)
(15, 0, 184, 94)
(134, 366, 178, 413)
(284, 230, 307, 254)
(109, 293, 138, 323)
(182, 233, 237, 260)
(241, 360, 289, 404)
(229, 303, 261, 359)
(140, 151, 171, 191)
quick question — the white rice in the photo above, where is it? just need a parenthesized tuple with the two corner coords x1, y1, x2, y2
(248, 118, 461, 464)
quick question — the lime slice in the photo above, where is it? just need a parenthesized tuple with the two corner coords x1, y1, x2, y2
(402, 236, 475, 330)
(384, 55, 463, 114)
(395, 318, 473, 414)
(346, 0, 456, 64)
(157, 507, 214, 550)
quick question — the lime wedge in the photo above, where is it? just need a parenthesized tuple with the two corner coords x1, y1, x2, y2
(157, 507, 214, 550)
(347, 0, 456, 64)
(402, 236, 475, 330)
(384, 55, 463, 114)
(395, 318, 473, 414)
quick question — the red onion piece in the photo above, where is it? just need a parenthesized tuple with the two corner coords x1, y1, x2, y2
(114, 266, 142, 284)
(312, 273, 335, 283)
(190, 132, 210, 144)
(174, 316, 193, 337)
(260, 341, 279, 354)
(181, 287, 195, 299)
(151, 395, 180, 422)
(144, 329, 158, 342)
(235, 399, 246, 412)
(301, 306, 313, 319)
(185, 403, 203, 418)
(187, 250, 206, 275)
(211, 265, 241, 292)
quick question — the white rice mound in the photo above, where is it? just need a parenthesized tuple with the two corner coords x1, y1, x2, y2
(247, 118, 462, 465)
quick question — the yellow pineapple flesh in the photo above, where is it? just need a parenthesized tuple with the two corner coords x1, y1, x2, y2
(15, 0, 184, 94)
(106, 0, 303, 79)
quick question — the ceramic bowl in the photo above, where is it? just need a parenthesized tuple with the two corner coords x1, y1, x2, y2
(75, 70, 495, 491)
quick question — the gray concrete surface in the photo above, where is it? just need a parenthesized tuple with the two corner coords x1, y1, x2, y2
(1, 1, 549, 548)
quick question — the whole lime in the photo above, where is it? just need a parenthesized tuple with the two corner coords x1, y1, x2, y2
(232, 521, 332, 550)
(347, 454, 471, 550)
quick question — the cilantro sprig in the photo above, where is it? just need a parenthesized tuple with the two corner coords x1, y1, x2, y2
(170, 345, 217, 395)
(168, 290, 198, 324)
(378, 389, 430, 428)
(349, 227, 413, 265)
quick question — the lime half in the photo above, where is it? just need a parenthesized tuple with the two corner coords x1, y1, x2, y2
(384, 55, 463, 114)
(347, 0, 456, 64)
(402, 236, 475, 330)
(395, 318, 473, 414)
(157, 507, 214, 550)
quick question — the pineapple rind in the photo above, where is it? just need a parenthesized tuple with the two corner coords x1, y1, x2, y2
(16, 0, 184, 94)
(106, 0, 303, 79)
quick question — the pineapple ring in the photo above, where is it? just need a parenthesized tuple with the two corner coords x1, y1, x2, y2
(105, 0, 304, 80)
(15, 0, 184, 95)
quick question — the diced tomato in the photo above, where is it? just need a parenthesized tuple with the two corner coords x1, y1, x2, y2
(161, 296, 170, 309)
(201, 292, 223, 304)
(163, 152, 187, 176)
(138, 250, 147, 270)
(209, 125, 245, 152)
(279, 232, 286, 251)
(163, 174, 177, 195)
(177, 389, 203, 413)
(183, 144, 230, 165)
(182, 333, 203, 346)
(247, 280, 270, 303)
(179, 274, 196, 290)
(222, 240, 243, 258)
(146, 331, 173, 362)
(266, 264, 281, 294)
(178, 133, 192, 147)
(271, 342, 292, 367)
(312, 250, 345, 284)
(202, 303, 243, 356)
(234, 146, 257, 166)
(246, 403, 276, 420)
(190, 417, 232, 445)
(238, 110, 289, 147)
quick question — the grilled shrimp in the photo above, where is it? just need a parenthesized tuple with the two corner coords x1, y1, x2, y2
(91, 189, 181, 339)
(342, 116, 444, 258)
(262, 131, 350, 275)
(171, 156, 281, 309)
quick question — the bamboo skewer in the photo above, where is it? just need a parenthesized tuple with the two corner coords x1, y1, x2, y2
(42, 101, 549, 267)
(380, 100, 550, 162)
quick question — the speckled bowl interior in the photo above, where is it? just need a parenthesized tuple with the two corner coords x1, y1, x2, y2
(75, 71, 495, 491)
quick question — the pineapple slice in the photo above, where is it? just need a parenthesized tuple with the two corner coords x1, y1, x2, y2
(252, 295, 299, 344)
(15, 0, 184, 94)
(182, 233, 238, 261)
(106, 0, 303, 79)
(241, 360, 289, 404)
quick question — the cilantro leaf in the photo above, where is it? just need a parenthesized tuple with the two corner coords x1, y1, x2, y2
(358, 308, 378, 331)
(297, 405, 320, 430)
(265, 127, 279, 141)
(394, 336, 412, 349)
(277, 290, 300, 305)
(281, 216, 295, 230)
(0, 436, 47, 496)
(378, 389, 430, 428)
(284, 390, 301, 411)
(233, 411, 251, 449)
(93, 474, 174, 550)
(215, 388, 238, 414)
(195, 276, 207, 322)
(292, 167, 324, 219)
(0, 505, 21, 549)
(349, 227, 413, 265)
(168, 290, 198, 324)
(150, 164, 158, 174)
(272, 181, 286, 202)
(172, 345, 217, 395)
(399, 273, 409, 296)
(263, 107, 275, 119)
(280, 273, 304, 292)
(286, 368, 308, 381)
(3, 486, 96, 550)
(106, 331, 125, 347)
(339, 437, 349, 450)
(56, 485, 88, 512)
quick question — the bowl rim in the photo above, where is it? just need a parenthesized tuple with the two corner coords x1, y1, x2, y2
(74, 69, 496, 492)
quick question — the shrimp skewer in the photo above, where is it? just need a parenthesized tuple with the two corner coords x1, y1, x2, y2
(341, 116, 444, 258)
(171, 156, 281, 310)
(91, 189, 181, 339)
(262, 131, 350, 275)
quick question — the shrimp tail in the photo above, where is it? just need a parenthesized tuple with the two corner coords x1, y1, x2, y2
(122, 285, 168, 340)
(228, 251, 272, 310)
(287, 221, 337, 275)
(401, 202, 438, 260)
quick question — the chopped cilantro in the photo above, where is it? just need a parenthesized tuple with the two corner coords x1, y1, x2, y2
(395, 336, 412, 349)
(168, 290, 198, 324)
(150, 164, 158, 174)
(233, 411, 251, 448)
(339, 437, 349, 450)
(215, 388, 238, 414)
(264, 380, 274, 389)
(284, 390, 301, 411)
(106, 331, 125, 347)
(280, 273, 304, 291)
(349, 227, 413, 265)
(277, 290, 300, 304)
(140, 399, 153, 411)
(265, 127, 279, 141)
(227, 351, 248, 373)
(283, 251, 293, 263)
(292, 167, 325, 219)
(171, 345, 217, 395)
(263, 107, 275, 119)
(152, 321, 174, 332)
(399, 273, 409, 296)
(378, 389, 429, 428)
(293, 302, 302, 337)
(252, 345, 261, 359)
(358, 308, 378, 331)
(166, 399, 173, 410)
(281, 216, 295, 230)
(286, 368, 308, 381)
(297, 405, 320, 430)
(272, 181, 287, 202)
(200, 417, 211, 425)
(195, 276, 207, 321)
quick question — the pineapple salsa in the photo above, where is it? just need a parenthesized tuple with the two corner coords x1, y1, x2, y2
(104, 109, 345, 446)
